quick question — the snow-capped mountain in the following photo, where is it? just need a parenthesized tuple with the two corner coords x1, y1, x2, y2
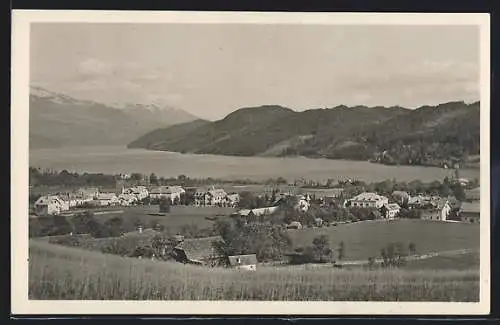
(29, 86, 199, 149)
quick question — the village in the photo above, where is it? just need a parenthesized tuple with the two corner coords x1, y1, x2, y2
(28, 168, 481, 271)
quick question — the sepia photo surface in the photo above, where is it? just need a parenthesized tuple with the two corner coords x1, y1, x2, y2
(11, 10, 490, 315)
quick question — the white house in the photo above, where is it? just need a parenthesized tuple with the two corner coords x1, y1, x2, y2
(34, 196, 69, 215)
(194, 187, 228, 206)
(421, 200, 451, 221)
(383, 203, 401, 219)
(118, 193, 138, 206)
(349, 192, 389, 209)
(124, 186, 149, 201)
(228, 254, 258, 271)
(96, 192, 119, 206)
(77, 187, 100, 200)
(226, 193, 240, 207)
(294, 195, 311, 212)
(149, 186, 185, 203)
(238, 206, 280, 217)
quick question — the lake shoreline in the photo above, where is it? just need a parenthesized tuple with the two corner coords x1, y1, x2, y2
(29, 146, 480, 183)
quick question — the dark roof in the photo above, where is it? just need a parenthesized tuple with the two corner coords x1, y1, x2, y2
(228, 254, 258, 266)
(460, 202, 480, 214)
(175, 236, 223, 261)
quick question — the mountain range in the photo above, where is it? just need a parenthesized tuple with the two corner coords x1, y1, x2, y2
(29, 86, 199, 149)
(128, 101, 480, 168)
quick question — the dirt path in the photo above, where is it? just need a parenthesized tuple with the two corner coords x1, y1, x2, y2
(263, 248, 478, 269)
(340, 248, 478, 266)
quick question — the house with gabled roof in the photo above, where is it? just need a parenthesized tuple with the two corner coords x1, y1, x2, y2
(228, 254, 258, 271)
(34, 195, 69, 216)
(420, 199, 451, 221)
(172, 236, 225, 266)
(349, 192, 389, 209)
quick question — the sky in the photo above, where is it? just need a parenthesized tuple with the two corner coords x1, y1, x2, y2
(30, 23, 480, 120)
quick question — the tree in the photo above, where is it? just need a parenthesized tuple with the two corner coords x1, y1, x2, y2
(159, 197, 171, 213)
(213, 218, 292, 262)
(408, 242, 417, 256)
(367, 256, 376, 270)
(131, 173, 143, 181)
(149, 173, 158, 185)
(380, 242, 407, 268)
(312, 235, 331, 263)
(104, 216, 124, 237)
(51, 215, 73, 236)
(338, 241, 346, 261)
(450, 183, 466, 201)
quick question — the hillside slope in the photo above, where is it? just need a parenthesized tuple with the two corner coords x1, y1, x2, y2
(29, 86, 198, 149)
(128, 101, 480, 167)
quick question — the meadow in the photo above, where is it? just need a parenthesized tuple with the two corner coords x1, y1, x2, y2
(90, 205, 234, 234)
(288, 219, 480, 261)
(29, 240, 479, 301)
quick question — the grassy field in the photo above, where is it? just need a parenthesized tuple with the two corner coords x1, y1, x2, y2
(288, 219, 479, 261)
(29, 240, 479, 301)
(91, 205, 234, 233)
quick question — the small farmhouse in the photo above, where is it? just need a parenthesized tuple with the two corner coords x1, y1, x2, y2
(172, 236, 224, 266)
(228, 254, 258, 271)
(460, 202, 480, 223)
(349, 192, 389, 209)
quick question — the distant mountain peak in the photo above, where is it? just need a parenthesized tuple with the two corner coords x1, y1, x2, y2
(29, 85, 200, 149)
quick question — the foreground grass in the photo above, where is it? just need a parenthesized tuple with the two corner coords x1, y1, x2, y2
(29, 241, 479, 301)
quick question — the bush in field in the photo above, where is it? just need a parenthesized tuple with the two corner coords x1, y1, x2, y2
(381, 242, 407, 268)
(159, 197, 171, 213)
(312, 235, 333, 263)
(104, 216, 124, 237)
(409, 242, 417, 256)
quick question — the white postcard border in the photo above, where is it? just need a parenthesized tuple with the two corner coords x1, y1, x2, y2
(11, 10, 491, 315)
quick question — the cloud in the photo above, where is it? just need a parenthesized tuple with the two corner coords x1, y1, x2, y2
(77, 58, 112, 77)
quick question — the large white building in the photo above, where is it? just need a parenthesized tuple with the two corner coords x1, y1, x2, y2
(96, 192, 119, 206)
(123, 186, 149, 201)
(194, 187, 228, 206)
(349, 192, 389, 209)
(149, 186, 186, 203)
(34, 195, 70, 215)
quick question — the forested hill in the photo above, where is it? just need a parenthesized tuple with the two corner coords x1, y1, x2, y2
(128, 101, 480, 168)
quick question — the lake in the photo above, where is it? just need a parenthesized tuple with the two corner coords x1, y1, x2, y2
(29, 146, 479, 183)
